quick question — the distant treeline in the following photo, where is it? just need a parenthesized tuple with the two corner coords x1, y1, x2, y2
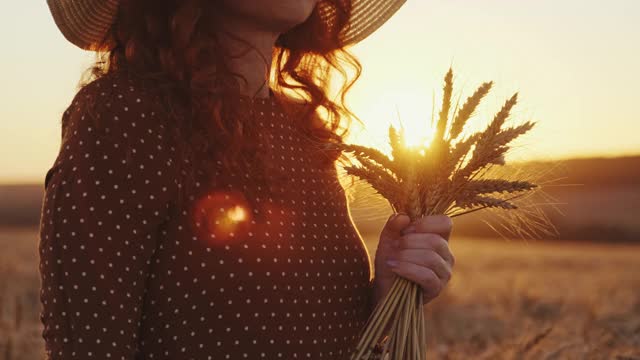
(2, 156, 640, 243)
(514, 155, 640, 188)
(0, 184, 43, 228)
(346, 155, 640, 244)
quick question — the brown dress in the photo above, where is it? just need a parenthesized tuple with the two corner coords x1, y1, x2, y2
(38, 71, 374, 359)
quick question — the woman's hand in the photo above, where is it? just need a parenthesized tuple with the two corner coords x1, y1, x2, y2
(372, 213, 455, 308)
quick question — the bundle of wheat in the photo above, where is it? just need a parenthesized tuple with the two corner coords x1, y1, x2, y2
(336, 68, 539, 359)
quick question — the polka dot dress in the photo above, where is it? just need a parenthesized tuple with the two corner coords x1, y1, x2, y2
(38, 71, 374, 359)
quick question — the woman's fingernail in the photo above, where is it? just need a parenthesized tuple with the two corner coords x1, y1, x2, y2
(386, 259, 398, 267)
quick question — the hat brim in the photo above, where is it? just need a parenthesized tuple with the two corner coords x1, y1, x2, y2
(322, 0, 407, 47)
(47, 0, 119, 51)
(47, 0, 406, 51)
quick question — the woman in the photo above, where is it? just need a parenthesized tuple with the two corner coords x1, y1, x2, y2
(39, 0, 455, 358)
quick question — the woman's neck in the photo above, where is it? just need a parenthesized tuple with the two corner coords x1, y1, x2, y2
(215, 15, 280, 99)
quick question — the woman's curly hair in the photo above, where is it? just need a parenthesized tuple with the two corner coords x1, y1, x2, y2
(78, 0, 363, 204)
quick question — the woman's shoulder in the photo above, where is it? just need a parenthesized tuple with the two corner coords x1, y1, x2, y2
(61, 70, 170, 141)
(49, 70, 179, 189)
(74, 69, 159, 101)
(69, 70, 163, 117)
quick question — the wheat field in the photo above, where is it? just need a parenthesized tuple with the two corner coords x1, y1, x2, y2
(1, 228, 639, 359)
(419, 237, 640, 359)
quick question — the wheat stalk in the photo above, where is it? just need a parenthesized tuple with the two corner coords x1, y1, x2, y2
(449, 81, 493, 141)
(336, 68, 543, 360)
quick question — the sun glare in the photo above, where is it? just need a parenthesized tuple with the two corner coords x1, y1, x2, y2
(347, 88, 442, 157)
(386, 94, 438, 150)
(403, 126, 436, 149)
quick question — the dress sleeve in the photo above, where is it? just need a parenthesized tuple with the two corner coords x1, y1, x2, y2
(38, 76, 179, 359)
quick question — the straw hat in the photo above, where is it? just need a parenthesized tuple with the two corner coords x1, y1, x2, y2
(46, 0, 407, 51)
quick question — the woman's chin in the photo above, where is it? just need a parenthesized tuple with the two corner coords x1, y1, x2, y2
(219, 0, 318, 33)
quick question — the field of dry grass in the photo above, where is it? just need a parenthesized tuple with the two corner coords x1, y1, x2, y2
(1, 228, 639, 359)
(0, 228, 43, 360)
(421, 237, 640, 359)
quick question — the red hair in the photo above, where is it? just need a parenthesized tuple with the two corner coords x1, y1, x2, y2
(78, 0, 362, 201)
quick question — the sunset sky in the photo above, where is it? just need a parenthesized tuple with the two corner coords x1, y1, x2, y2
(1, 0, 639, 184)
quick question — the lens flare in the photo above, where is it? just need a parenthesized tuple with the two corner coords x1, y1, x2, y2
(191, 190, 252, 246)
(227, 205, 247, 222)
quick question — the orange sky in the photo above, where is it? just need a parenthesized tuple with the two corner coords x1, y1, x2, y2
(1, 0, 639, 184)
